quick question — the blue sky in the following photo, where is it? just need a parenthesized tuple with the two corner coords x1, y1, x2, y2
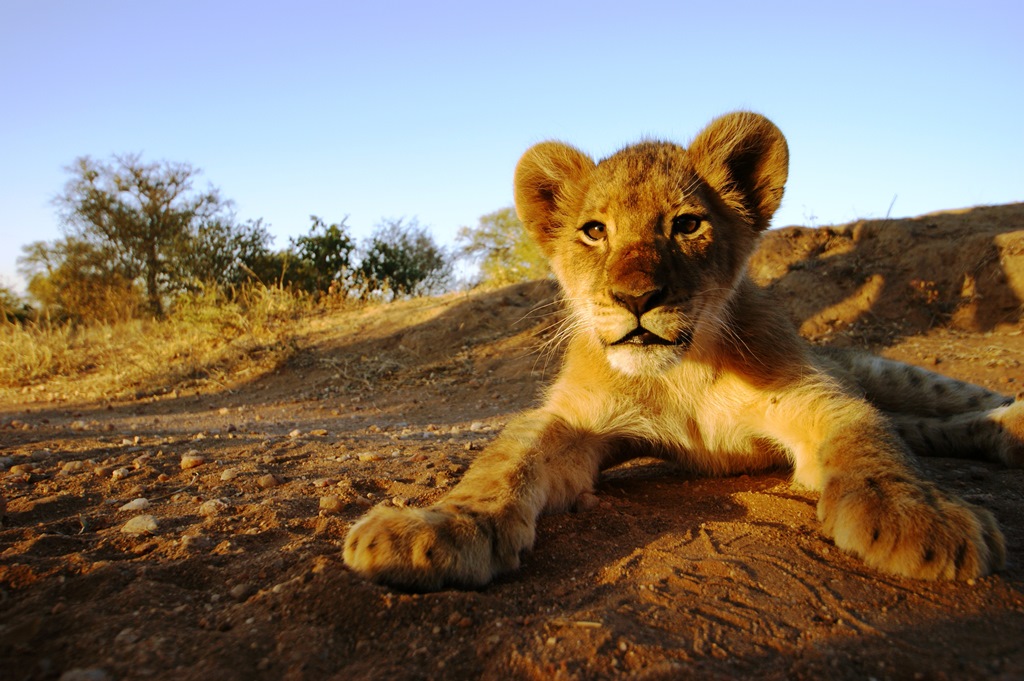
(1, 0, 1021, 292)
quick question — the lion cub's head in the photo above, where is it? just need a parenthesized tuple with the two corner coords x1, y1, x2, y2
(514, 111, 789, 376)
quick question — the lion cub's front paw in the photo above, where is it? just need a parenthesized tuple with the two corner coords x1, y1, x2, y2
(343, 505, 508, 591)
(819, 474, 1005, 580)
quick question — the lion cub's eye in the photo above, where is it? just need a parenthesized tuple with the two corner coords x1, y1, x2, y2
(580, 221, 607, 243)
(671, 214, 703, 236)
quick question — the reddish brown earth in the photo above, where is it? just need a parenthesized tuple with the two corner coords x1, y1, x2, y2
(3, 203, 1024, 681)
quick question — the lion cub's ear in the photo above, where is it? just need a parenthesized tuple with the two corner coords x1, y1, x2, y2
(688, 112, 789, 231)
(514, 142, 596, 253)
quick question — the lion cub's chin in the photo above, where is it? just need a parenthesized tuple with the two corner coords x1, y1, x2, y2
(606, 345, 686, 376)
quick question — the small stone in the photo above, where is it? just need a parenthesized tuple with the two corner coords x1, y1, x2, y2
(257, 473, 281, 489)
(111, 467, 131, 481)
(119, 498, 151, 512)
(199, 498, 228, 516)
(391, 496, 408, 508)
(132, 454, 151, 469)
(121, 514, 159, 535)
(357, 452, 381, 462)
(469, 421, 487, 432)
(220, 468, 239, 482)
(218, 407, 230, 415)
(9, 463, 36, 475)
(319, 495, 344, 514)
(313, 478, 337, 488)
(968, 466, 991, 480)
(180, 453, 206, 470)
(230, 583, 257, 601)
(180, 534, 213, 552)
(131, 540, 158, 556)
(94, 465, 115, 478)
(113, 627, 140, 645)
(309, 429, 328, 437)
(288, 429, 302, 438)
(59, 669, 110, 681)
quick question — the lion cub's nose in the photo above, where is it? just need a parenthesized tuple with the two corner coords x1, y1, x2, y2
(610, 286, 666, 317)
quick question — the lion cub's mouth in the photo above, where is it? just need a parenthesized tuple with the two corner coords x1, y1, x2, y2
(611, 327, 693, 348)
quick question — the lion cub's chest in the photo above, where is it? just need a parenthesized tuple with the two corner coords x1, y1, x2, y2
(552, 360, 785, 474)
(640, 378, 781, 472)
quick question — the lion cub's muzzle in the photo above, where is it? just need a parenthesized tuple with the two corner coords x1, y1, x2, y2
(604, 284, 694, 350)
(611, 326, 693, 349)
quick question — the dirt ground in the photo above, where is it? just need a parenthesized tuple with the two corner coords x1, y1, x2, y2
(3, 203, 1024, 681)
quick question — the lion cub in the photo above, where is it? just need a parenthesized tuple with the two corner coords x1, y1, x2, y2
(345, 111, 1022, 590)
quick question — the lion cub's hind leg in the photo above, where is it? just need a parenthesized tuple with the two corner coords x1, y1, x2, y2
(823, 348, 1024, 466)
(820, 348, 1009, 416)
(888, 398, 1024, 467)
(989, 398, 1024, 466)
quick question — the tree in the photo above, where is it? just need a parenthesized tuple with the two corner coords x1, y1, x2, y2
(0, 284, 31, 323)
(18, 237, 143, 323)
(177, 218, 274, 289)
(357, 219, 451, 299)
(55, 154, 233, 316)
(457, 207, 548, 287)
(289, 216, 357, 294)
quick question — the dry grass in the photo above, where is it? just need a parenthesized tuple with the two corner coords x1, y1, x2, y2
(0, 284, 320, 402)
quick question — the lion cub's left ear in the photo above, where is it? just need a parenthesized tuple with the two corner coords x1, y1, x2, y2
(514, 141, 596, 254)
(688, 111, 789, 231)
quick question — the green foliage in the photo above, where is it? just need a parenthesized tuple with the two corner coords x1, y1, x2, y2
(54, 154, 234, 316)
(287, 216, 357, 294)
(178, 218, 274, 290)
(0, 285, 31, 323)
(457, 207, 548, 287)
(356, 219, 451, 300)
(19, 237, 144, 323)
(23, 154, 277, 322)
(18, 153, 458, 327)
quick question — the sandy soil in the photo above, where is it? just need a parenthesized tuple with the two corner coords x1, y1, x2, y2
(3, 204, 1024, 681)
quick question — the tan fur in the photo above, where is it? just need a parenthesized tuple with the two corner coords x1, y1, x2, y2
(344, 112, 1019, 590)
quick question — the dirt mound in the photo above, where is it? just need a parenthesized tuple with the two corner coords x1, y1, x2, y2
(752, 203, 1024, 344)
(3, 204, 1024, 680)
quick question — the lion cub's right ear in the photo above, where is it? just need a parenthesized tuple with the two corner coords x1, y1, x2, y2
(514, 142, 596, 254)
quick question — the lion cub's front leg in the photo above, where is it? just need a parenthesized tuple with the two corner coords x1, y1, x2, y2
(786, 398, 1006, 580)
(343, 413, 605, 590)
